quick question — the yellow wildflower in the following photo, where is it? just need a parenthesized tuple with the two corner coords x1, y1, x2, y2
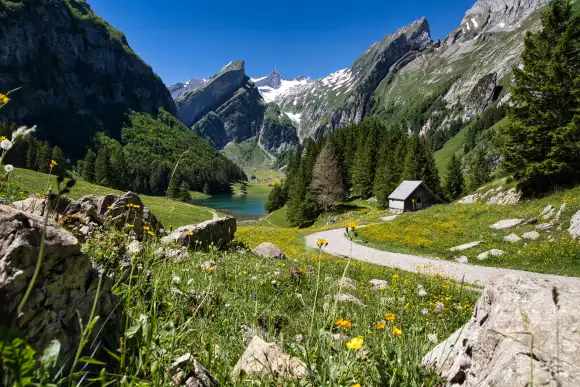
(167, 302, 173, 307)
(392, 274, 399, 279)
(347, 222, 358, 230)
(107, 205, 113, 210)
(385, 313, 396, 322)
(0, 136, 6, 141)
(143, 226, 150, 230)
(133, 204, 141, 209)
(207, 267, 216, 272)
(346, 336, 364, 350)
(147, 231, 154, 236)
(316, 238, 328, 247)
(0, 93, 10, 104)
(126, 203, 133, 208)
(392, 326, 403, 337)
(375, 322, 386, 329)
(127, 224, 134, 228)
(49, 160, 57, 168)
(187, 231, 194, 236)
(335, 318, 351, 329)
(107, 215, 112, 219)
(404, 303, 409, 310)
(353, 384, 361, 387)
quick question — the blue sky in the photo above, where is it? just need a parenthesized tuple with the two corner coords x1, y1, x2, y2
(90, 0, 476, 85)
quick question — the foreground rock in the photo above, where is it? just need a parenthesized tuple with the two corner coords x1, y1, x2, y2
(477, 249, 504, 260)
(449, 241, 482, 252)
(253, 242, 286, 259)
(12, 192, 162, 240)
(232, 336, 307, 380)
(569, 210, 580, 239)
(162, 216, 236, 248)
(422, 275, 580, 386)
(0, 205, 119, 359)
(489, 219, 524, 230)
(171, 353, 217, 387)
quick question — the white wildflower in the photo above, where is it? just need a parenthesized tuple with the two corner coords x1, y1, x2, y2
(295, 334, 303, 343)
(172, 276, 181, 286)
(1, 139, 12, 150)
(418, 288, 428, 297)
(435, 302, 445, 313)
(225, 303, 231, 308)
(421, 308, 429, 315)
(322, 302, 329, 313)
(187, 279, 194, 286)
(11, 125, 36, 144)
(428, 333, 438, 344)
(251, 276, 257, 280)
(274, 271, 280, 276)
(4, 164, 13, 173)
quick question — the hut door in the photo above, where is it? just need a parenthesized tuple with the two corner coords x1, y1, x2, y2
(416, 197, 423, 209)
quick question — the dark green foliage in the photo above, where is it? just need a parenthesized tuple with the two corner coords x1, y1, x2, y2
(50, 145, 66, 175)
(286, 139, 321, 227)
(402, 134, 441, 197)
(464, 105, 507, 153)
(81, 149, 96, 183)
(498, 1, 580, 192)
(94, 147, 111, 186)
(260, 103, 299, 152)
(167, 178, 180, 200)
(444, 154, 465, 200)
(467, 148, 491, 191)
(179, 181, 191, 202)
(203, 182, 211, 196)
(264, 183, 287, 213)
(36, 141, 51, 173)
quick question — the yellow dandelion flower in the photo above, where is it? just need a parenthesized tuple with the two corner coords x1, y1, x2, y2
(385, 313, 396, 322)
(346, 336, 364, 350)
(107, 215, 112, 219)
(0, 93, 10, 104)
(392, 274, 399, 279)
(143, 226, 150, 230)
(133, 204, 141, 209)
(353, 384, 361, 387)
(316, 238, 328, 247)
(404, 303, 409, 310)
(375, 322, 386, 329)
(147, 231, 154, 236)
(127, 224, 134, 228)
(187, 231, 194, 236)
(335, 318, 344, 325)
(49, 160, 57, 168)
(347, 222, 358, 230)
(339, 320, 352, 329)
(207, 267, 216, 272)
(0, 136, 6, 141)
(107, 205, 113, 210)
(392, 326, 403, 337)
(167, 302, 173, 307)
(126, 203, 133, 208)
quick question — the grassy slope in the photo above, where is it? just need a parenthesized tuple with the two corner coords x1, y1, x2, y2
(358, 185, 580, 277)
(221, 139, 275, 173)
(434, 124, 468, 176)
(8, 168, 218, 228)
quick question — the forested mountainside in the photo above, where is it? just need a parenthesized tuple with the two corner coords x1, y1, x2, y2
(0, 0, 246, 195)
(0, 0, 175, 160)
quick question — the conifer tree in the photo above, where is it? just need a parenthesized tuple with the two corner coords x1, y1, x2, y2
(167, 178, 180, 199)
(179, 181, 191, 201)
(51, 145, 66, 176)
(82, 149, 96, 183)
(444, 153, 464, 200)
(312, 144, 345, 211)
(26, 140, 37, 171)
(36, 142, 51, 173)
(110, 147, 128, 190)
(94, 147, 111, 186)
(498, 0, 580, 191)
(351, 136, 374, 199)
(203, 182, 211, 196)
(422, 141, 442, 197)
(468, 148, 491, 191)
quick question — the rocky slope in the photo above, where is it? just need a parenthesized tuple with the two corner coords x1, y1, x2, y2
(168, 77, 207, 99)
(259, 103, 300, 154)
(0, 0, 175, 159)
(255, 0, 550, 144)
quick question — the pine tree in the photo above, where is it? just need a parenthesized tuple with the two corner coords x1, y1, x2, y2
(468, 148, 491, 191)
(110, 147, 128, 190)
(444, 153, 465, 200)
(36, 142, 51, 173)
(498, 0, 580, 191)
(350, 136, 374, 199)
(179, 181, 191, 201)
(26, 140, 37, 170)
(94, 147, 111, 186)
(312, 144, 346, 211)
(51, 145, 66, 176)
(203, 182, 211, 196)
(167, 178, 180, 199)
(82, 149, 96, 183)
(422, 140, 441, 197)
(265, 183, 287, 213)
(402, 134, 423, 181)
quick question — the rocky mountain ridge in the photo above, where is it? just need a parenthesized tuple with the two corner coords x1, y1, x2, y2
(168, 77, 207, 99)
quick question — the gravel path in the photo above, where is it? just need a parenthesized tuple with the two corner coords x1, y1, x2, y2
(306, 228, 580, 286)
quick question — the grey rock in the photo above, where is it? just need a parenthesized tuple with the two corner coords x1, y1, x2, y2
(338, 277, 357, 290)
(477, 249, 504, 260)
(449, 241, 482, 252)
(540, 205, 554, 216)
(503, 233, 521, 243)
(171, 353, 217, 387)
(422, 274, 580, 386)
(232, 336, 307, 380)
(455, 256, 469, 264)
(259, 103, 299, 154)
(490, 219, 524, 230)
(369, 279, 389, 291)
(253, 242, 286, 260)
(542, 208, 555, 220)
(569, 210, 580, 240)
(252, 70, 283, 89)
(560, 203, 567, 212)
(456, 194, 480, 204)
(523, 217, 538, 225)
(486, 188, 521, 205)
(334, 293, 365, 306)
(381, 215, 399, 221)
(0, 205, 118, 360)
(522, 231, 540, 241)
(162, 216, 236, 248)
(465, 72, 497, 114)
(536, 222, 553, 231)
(168, 78, 207, 100)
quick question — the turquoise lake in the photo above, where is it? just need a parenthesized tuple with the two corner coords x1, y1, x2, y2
(191, 193, 269, 221)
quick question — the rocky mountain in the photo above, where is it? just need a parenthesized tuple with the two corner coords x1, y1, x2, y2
(168, 78, 207, 99)
(0, 0, 175, 159)
(255, 0, 550, 146)
(173, 62, 300, 154)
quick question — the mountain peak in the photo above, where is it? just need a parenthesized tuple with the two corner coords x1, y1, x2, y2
(220, 60, 245, 73)
(252, 70, 283, 89)
(461, 0, 549, 35)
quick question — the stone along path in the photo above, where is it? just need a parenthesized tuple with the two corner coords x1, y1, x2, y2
(306, 228, 580, 287)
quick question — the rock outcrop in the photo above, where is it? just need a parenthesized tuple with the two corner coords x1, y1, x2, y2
(422, 274, 580, 386)
(162, 216, 237, 248)
(168, 78, 207, 100)
(258, 103, 299, 154)
(569, 210, 580, 239)
(252, 242, 286, 259)
(12, 192, 162, 241)
(0, 0, 175, 159)
(232, 336, 307, 380)
(171, 353, 217, 387)
(0, 205, 119, 359)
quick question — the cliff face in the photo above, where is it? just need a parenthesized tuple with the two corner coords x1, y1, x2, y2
(259, 103, 299, 154)
(0, 0, 175, 159)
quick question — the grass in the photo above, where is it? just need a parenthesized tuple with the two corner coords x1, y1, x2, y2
(221, 139, 275, 172)
(434, 124, 468, 177)
(5, 168, 219, 228)
(358, 185, 580, 277)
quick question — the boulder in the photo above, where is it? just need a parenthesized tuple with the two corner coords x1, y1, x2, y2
(369, 279, 389, 291)
(569, 210, 580, 240)
(171, 353, 217, 387)
(449, 241, 482, 252)
(503, 233, 521, 243)
(522, 231, 540, 241)
(422, 275, 580, 386)
(489, 219, 524, 230)
(12, 192, 161, 241)
(540, 205, 553, 216)
(455, 256, 469, 264)
(381, 215, 399, 221)
(232, 336, 307, 380)
(536, 222, 554, 231)
(252, 242, 285, 259)
(162, 216, 236, 248)
(338, 277, 357, 290)
(477, 249, 504, 260)
(486, 188, 521, 205)
(456, 194, 479, 204)
(200, 260, 216, 271)
(0, 205, 119, 360)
